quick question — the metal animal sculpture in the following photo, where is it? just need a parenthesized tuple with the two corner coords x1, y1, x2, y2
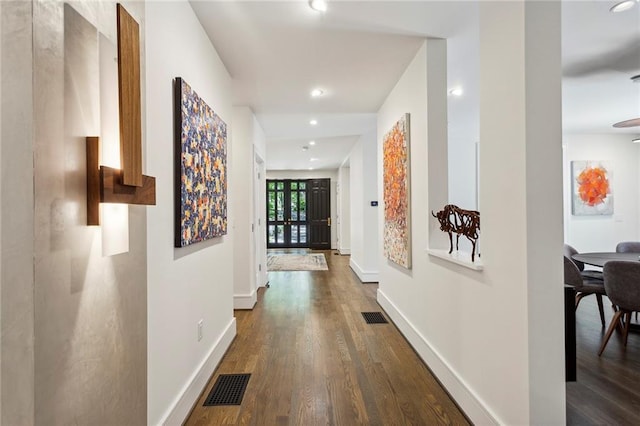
(431, 204, 480, 262)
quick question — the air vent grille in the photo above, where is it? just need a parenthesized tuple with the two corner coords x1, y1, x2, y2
(203, 374, 251, 406)
(362, 312, 388, 324)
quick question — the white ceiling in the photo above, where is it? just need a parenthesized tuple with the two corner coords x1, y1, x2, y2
(191, 0, 640, 171)
(562, 1, 640, 134)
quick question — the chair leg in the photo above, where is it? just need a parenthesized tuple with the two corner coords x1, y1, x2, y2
(596, 294, 605, 328)
(623, 311, 632, 346)
(611, 304, 625, 333)
(575, 293, 589, 310)
(599, 310, 624, 356)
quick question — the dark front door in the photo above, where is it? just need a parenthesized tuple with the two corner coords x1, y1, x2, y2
(308, 179, 331, 250)
(266, 179, 309, 248)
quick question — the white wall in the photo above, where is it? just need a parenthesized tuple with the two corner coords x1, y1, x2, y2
(146, 2, 235, 424)
(564, 133, 640, 252)
(231, 107, 254, 309)
(447, 37, 479, 214)
(376, 3, 565, 422)
(266, 169, 339, 249)
(337, 165, 351, 254)
(349, 132, 379, 282)
(252, 114, 267, 162)
(232, 107, 268, 309)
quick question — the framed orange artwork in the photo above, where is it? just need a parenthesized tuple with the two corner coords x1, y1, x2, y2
(383, 113, 411, 268)
(571, 160, 613, 215)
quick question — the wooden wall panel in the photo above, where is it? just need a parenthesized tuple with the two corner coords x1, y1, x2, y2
(117, 4, 142, 187)
(101, 166, 156, 205)
(86, 137, 101, 225)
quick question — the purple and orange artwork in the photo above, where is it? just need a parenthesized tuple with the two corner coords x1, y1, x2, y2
(174, 77, 227, 247)
(383, 113, 411, 268)
(571, 160, 613, 215)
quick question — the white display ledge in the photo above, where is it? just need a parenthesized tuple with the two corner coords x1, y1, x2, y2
(427, 249, 484, 271)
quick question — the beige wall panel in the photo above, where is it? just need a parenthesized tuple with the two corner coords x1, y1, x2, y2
(1, 2, 35, 425)
(32, 2, 146, 424)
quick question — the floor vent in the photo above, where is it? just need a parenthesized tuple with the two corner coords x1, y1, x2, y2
(203, 373, 251, 406)
(362, 312, 388, 324)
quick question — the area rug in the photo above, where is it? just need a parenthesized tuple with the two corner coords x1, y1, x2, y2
(267, 253, 328, 271)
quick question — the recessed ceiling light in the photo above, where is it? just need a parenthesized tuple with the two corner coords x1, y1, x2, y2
(309, 0, 327, 13)
(448, 87, 463, 97)
(610, 0, 637, 13)
(633, 138, 640, 143)
(308, 167, 314, 170)
(310, 158, 318, 162)
(309, 141, 316, 145)
(311, 88, 324, 97)
(309, 119, 318, 126)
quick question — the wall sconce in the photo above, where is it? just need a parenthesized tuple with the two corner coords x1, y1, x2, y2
(87, 4, 155, 226)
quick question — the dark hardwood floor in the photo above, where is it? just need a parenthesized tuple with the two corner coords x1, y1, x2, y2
(186, 250, 470, 425)
(567, 294, 640, 425)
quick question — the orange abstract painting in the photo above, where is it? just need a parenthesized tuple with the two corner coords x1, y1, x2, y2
(571, 161, 613, 215)
(383, 114, 411, 268)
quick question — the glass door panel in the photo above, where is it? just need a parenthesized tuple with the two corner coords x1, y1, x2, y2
(276, 225, 284, 244)
(291, 191, 298, 221)
(299, 191, 306, 221)
(268, 225, 276, 244)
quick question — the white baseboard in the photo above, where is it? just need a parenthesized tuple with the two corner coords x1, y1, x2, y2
(339, 248, 351, 255)
(161, 318, 237, 426)
(234, 289, 257, 309)
(349, 258, 379, 283)
(377, 289, 499, 425)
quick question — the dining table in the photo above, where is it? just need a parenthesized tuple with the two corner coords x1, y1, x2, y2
(572, 252, 640, 268)
(572, 251, 640, 335)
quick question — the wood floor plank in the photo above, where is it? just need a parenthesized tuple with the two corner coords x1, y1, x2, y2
(567, 295, 640, 425)
(186, 250, 470, 425)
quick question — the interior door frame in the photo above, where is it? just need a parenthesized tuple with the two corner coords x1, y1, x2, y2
(253, 150, 267, 287)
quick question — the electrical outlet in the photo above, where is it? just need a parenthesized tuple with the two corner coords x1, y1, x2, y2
(197, 319, 203, 342)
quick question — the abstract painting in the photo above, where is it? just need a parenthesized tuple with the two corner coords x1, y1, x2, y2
(174, 77, 227, 247)
(383, 113, 411, 268)
(571, 160, 613, 215)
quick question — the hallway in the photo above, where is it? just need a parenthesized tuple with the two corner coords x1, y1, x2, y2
(186, 251, 469, 425)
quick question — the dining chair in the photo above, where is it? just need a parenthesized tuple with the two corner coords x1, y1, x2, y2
(615, 241, 640, 253)
(564, 244, 603, 281)
(564, 256, 606, 327)
(615, 241, 640, 321)
(598, 261, 640, 356)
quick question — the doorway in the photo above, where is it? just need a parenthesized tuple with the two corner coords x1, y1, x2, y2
(267, 179, 309, 248)
(254, 152, 267, 287)
(308, 179, 331, 250)
(266, 178, 331, 249)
